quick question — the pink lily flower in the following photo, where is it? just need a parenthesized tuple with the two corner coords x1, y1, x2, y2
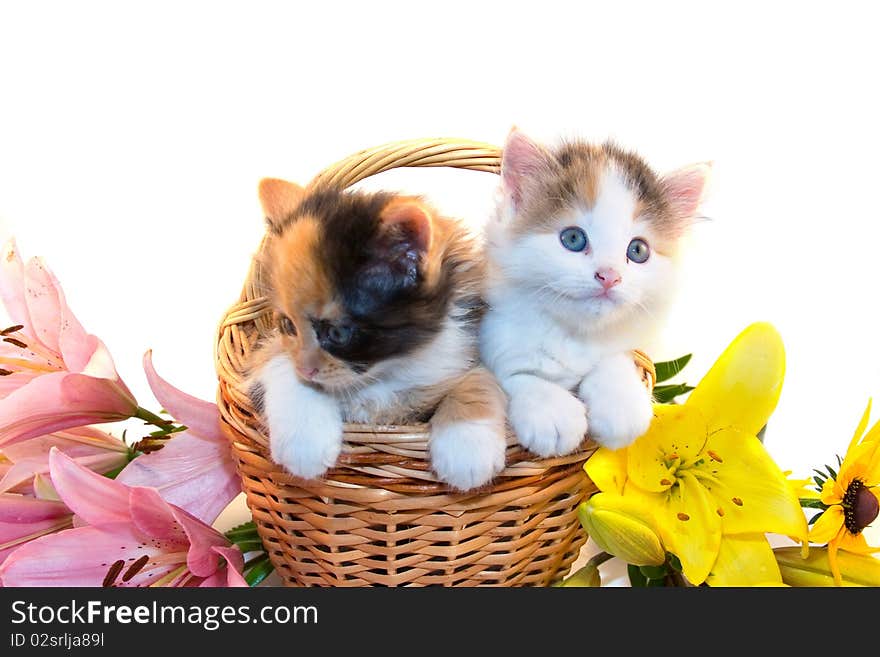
(0, 450, 247, 587)
(115, 351, 240, 525)
(0, 426, 129, 495)
(0, 239, 138, 447)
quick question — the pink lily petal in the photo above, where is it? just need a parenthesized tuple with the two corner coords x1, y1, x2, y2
(205, 545, 248, 587)
(127, 487, 188, 546)
(143, 350, 222, 438)
(49, 449, 131, 525)
(0, 494, 69, 523)
(127, 487, 240, 580)
(116, 431, 240, 524)
(0, 239, 35, 342)
(22, 257, 66, 355)
(169, 504, 231, 578)
(0, 522, 171, 587)
(0, 429, 128, 494)
(0, 372, 137, 447)
(0, 495, 72, 567)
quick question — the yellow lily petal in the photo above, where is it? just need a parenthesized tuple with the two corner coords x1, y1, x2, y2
(808, 505, 844, 544)
(685, 322, 785, 436)
(577, 493, 667, 566)
(645, 471, 722, 585)
(697, 427, 808, 541)
(706, 534, 782, 586)
(584, 446, 628, 494)
(626, 405, 707, 493)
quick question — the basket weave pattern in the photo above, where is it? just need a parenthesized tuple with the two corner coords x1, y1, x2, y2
(215, 138, 655, 586)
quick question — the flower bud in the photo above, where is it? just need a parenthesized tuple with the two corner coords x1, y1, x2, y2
(559, 562, 602, 587)
(775, 546, 880, 586)
(578, 493, 666, 566)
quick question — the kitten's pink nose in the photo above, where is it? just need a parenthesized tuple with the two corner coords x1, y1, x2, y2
(595, 268, 621, 289)
(296, 366, 319, 380)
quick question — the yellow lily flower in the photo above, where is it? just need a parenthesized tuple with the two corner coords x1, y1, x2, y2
(585, 322, 808, 585)
(806, 400, 880, 585)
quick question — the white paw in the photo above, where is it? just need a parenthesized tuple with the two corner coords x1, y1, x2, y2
(268, 401, 343, 479)
(260, 355, 344, 479)
(429, 419, 506, 491)
(579, 363, 653, 450)
(507, 380, 588, 457)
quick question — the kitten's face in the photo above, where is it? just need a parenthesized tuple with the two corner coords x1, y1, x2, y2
(260, 181, 449, 391)
(493, 131, 709, 329)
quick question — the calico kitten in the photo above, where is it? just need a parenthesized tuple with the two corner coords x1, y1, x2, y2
(480, 129, 710, 454)
(246, 178, 507, 490)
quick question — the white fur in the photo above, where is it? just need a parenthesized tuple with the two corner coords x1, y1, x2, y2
(429, 418, 506, 490)
(259, 353, 343, 479)
(505, 374, 588, 457)
(482, 167, 680, 452)
(579, 353, 654, 449)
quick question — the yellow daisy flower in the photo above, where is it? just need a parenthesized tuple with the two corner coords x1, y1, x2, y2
(807, 400, 880, 585)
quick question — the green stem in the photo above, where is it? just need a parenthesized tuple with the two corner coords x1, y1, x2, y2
(134, 406, 175, 430)
(587, 551, 614, 569)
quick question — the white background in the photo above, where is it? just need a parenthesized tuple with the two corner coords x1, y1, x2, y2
(2, 2, 879, 583)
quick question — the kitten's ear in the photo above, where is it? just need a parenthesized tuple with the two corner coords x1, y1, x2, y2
(258, 177, 305, 232)
(378, 199, 433, 254)
(359, 200, 434, 295)
(661, 162, 712, 220)
(501, 127, 552, 209)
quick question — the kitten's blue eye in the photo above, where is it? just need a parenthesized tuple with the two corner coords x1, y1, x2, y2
(627, 238, 650, 263)
(560, 226, 588, 252)
(326, 324, 353, 346)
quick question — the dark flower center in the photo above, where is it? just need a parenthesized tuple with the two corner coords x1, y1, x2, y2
(843, 478, 879, 535)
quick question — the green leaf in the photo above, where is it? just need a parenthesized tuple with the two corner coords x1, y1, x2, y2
(654, 354, 692, 383)
(225, 520, 258, 539)
(639, 564, 668, 580)
(813, 476, 825, 489)
(646, 577, 667, 587)
(809, 511, 826, 526)
(232, 540, 266, 554)
(799, 498, 829, 510)
(666, 553, 683, 572)
(244, 555, 275, 587)
(826, 464, 838, 480)
(652, 384, 695, 404)
(628, 563, 648, 587)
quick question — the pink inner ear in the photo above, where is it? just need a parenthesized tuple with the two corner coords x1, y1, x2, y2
(258, 178, 305, 226)
(501, 128, 548, 207)
(662, 163, 712, 219)
(380, 203, 432, 252)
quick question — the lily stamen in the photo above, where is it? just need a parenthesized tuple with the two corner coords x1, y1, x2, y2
(0, 324, 24, 336)
(732, 497, 743, 506)
(3, 337, 28, 349)
(102, 559, 126, 587)
(121, 554, 151, 582)
(707, 450, 723, 463)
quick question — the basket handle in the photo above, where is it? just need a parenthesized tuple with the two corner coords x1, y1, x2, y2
(308, 138, 501, 190)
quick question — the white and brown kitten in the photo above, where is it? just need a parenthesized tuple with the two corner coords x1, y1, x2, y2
(246, 179, 507, 490)
(479, 129, 710, 454)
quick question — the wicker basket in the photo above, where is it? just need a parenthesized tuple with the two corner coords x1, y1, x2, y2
(214, 138, 656, 587)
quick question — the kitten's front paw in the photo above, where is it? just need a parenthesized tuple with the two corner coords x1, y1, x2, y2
(508, 382, 588, 457)
(580, 374, 653, 450)
(268, 402, 344, 480)
(429, 419, 506, 491)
